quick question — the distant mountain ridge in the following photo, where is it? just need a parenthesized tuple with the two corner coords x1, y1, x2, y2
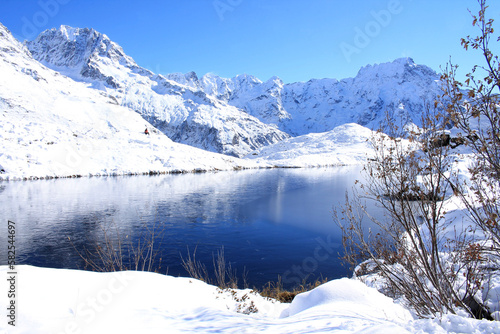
(168, 58, 442, 136)
(26, 25, 443, 153)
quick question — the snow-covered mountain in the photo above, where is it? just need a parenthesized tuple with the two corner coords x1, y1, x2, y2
(2, 22, 447, 177)
(26, 26, 289, 157)
(26, 25, 443, 153)
(0, 22, 263, 180)
(244, 123, 377, 167)
(167, 58, 442, 136)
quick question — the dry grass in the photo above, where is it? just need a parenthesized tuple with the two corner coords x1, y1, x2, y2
(259, 276, 328, 303)
(181, 246, 328, 302)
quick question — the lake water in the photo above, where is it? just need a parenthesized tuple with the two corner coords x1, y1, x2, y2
(0, 167, 368, 289)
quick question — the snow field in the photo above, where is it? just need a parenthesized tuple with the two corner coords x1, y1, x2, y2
(2, 265, 499, 333)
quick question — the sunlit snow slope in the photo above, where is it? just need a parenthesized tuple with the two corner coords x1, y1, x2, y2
(245, 123, 376, 167)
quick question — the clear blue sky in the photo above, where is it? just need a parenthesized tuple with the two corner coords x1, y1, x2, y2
(0, 0, 498, 83)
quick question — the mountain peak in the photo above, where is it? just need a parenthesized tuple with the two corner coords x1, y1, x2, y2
(56, 25, 105, 42)
(354, 57, 437, 83)
(26, 25, 140, 88)
(27, 25, 135, 69)
(58, 25, 90, 42)
(266, 76, 283, 85)
(232, 73, 262, 86)
(394, 57, 415, 66)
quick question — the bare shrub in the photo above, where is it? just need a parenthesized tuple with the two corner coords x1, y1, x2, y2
(181, 246, 239, 289)
(181, 246, 327, 302)
(441, 0, 500, 258)
(335, 0, 500, 319)
(335, 105, 487, 318)
(69, 219, 165, 273)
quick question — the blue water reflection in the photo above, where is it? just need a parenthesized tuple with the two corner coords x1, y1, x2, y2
(0, 166, 366, 288)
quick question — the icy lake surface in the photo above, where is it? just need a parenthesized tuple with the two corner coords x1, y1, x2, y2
(0, 166, 369, 288)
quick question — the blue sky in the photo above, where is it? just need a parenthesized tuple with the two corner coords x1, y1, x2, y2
(0, 0, 498, 83)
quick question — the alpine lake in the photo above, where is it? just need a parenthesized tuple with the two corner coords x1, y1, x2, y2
(1, 166, 377, 289)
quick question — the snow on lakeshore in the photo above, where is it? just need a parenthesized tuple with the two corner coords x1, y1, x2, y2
(2, 266, 498, 333)
(244, 123, 376, 168)
(0, 265, 412, 334)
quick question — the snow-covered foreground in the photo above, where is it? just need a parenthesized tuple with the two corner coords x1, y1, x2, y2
(1, 266, 499, 333)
